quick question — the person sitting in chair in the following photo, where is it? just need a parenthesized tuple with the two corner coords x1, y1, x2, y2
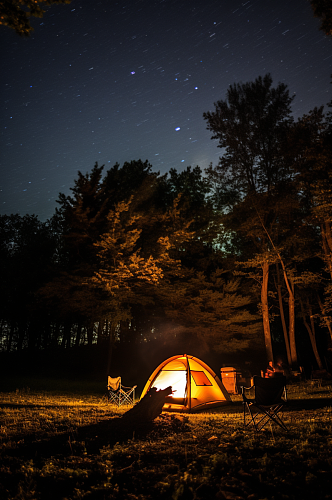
(265, 360, 275, 377)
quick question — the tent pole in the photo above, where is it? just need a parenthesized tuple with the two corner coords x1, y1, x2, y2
(186, 354, 191, 411)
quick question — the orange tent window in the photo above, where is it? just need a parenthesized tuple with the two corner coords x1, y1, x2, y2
(191, 371, 212, 386)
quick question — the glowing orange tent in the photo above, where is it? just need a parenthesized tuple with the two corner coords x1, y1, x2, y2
(140, 354, 231, 412)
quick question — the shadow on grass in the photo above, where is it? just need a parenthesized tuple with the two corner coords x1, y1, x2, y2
(287, 397, 332, 410)
(2, 395, 331, 464)
(3, 414, 157, 462)
(207, 396, 332, 414)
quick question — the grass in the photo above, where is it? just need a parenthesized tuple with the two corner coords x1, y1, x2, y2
(0, 379, 331, 500)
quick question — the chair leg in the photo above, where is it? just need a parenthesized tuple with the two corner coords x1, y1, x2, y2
(117, 389, 135, 406)
(243, 403, 287, 431)
(107, 390, 122, 406)
(108, 386, 135, 406)
(244, 403, 258, 429)
(266, 408, 287, 431)
(253, 408, 287, 431)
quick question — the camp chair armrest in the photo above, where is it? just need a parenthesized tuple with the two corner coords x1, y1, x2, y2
(240, 384, 253, 392)
(240, 384, 255, 403)
(240, 384, 254, 396)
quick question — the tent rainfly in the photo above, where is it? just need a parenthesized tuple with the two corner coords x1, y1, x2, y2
(140, 354, 231, 412)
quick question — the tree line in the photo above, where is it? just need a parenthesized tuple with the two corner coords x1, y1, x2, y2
(1, 74, 331, 376)
(1, 1, 331, 38)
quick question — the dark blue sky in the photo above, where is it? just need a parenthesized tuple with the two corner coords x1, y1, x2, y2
(1, 0, 331, 221)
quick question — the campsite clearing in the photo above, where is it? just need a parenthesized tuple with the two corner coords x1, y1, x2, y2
(0, 380, 331, 500)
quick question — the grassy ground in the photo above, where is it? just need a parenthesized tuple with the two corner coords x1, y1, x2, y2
(0, 379, 331, 500)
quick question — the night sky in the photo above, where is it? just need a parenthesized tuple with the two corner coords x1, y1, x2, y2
(1, 0, 331, 221)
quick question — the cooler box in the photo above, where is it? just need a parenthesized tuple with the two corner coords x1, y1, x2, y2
(220, 366, 238, 394)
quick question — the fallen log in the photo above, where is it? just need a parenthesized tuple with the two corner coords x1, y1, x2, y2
(121, 386, 172, 426)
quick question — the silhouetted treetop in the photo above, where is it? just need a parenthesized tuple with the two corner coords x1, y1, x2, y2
(0, 0, 71, 36)
(203, 74, 294, 199)
(311, 0, 332, 36)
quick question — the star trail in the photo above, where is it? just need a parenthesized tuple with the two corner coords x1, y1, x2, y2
(0, 0, 331, 220)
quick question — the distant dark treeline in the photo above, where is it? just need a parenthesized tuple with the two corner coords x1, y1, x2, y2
(1, 76, 332, 377)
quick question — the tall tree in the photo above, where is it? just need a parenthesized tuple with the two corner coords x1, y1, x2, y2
(204, 74, 295, 365)
(42, 161, 161, 348)
(288, 106, 332, 348)
(42, 161, 201, 370)
(203, 74, 294, 198)
(91, 195, 195, 372)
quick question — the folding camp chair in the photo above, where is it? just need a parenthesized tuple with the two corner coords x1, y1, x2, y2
(107, 376, 137, 406)
(241, 375, 287, 431)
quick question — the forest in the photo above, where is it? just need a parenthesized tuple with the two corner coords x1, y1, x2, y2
(1, 74, 331, 380)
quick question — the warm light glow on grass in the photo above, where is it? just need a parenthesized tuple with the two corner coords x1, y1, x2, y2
(0, 382, 331, 499)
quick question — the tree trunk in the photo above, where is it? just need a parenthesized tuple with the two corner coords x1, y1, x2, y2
(299, 297, 324, 370)
(287, 279, 297, 368)
(51, 322, 60, 347)
(317, 294, 332, 341)
(106, 321, 116, 376)
(87, 323, 94, 345)
(27, 320, 39, 350)
(321, 221, 332, 279)
(255, 216, 296, 366)
(7, 321, 15, 352)
(17, 321, 26, 351)
(75, 323, 83, 346)
(61, 323, 71, 349)
(261, 261, 273, 363)
(276, 259, 297, 367)
(96, 319, 105, 345)
(275, 263, 292, 367)
(42, 322, 50, 349)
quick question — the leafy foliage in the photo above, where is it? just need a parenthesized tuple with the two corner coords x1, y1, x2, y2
(203, 74, 294, 200)
(311, 0, 332, 36)
(161, 269, 262, 353)
(0, 0, 71, 36)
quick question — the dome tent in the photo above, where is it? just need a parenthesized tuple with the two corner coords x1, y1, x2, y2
(140, 354, 231, 412)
